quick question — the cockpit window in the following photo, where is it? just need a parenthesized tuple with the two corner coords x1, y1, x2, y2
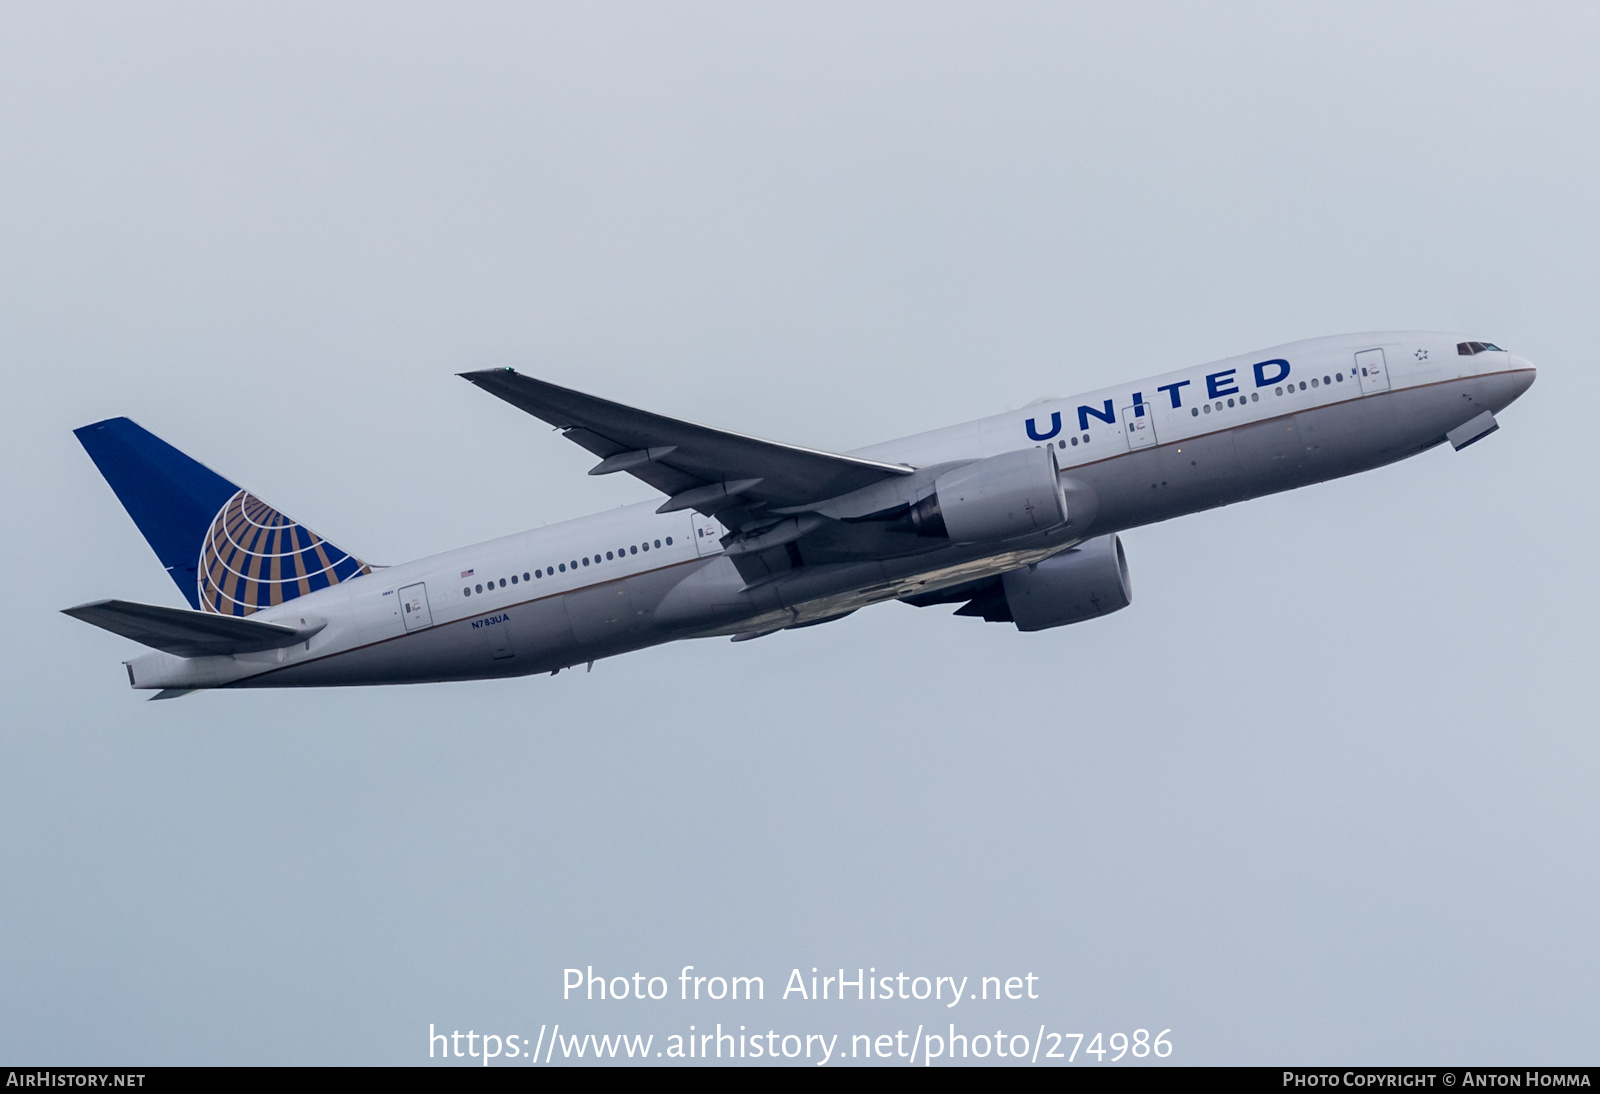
(1457, 341, 1504, 355)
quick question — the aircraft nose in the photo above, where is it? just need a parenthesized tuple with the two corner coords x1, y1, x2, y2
(1508, 355, 1537, 397)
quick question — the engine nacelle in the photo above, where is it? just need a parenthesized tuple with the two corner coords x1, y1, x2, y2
(1000, 534, 1132, 632)
(907, 446, 1068, 542)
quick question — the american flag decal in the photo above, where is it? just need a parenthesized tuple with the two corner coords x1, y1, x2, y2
(460, 568, 474, 579)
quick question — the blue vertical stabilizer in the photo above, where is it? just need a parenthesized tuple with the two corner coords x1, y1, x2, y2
(74, 418, 368, 615)
(75, 418, 238, 609)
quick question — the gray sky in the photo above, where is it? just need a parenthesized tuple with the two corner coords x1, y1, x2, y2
(1, 1, 1595, 1065)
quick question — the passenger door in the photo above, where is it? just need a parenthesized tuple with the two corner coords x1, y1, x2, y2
(692, 513, 726, 556)
(398, 582, 433, 631)
(1121, 404, 1157, 450)
(1355, 348, 1390, 394)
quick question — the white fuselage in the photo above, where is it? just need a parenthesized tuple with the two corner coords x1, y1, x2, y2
(124, 331, 1535, 690)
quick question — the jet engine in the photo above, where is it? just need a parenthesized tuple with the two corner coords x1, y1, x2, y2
(903, 446, 1068, 542)
(1000, 534, 1132, 631)
(901, 533, 1131, 631)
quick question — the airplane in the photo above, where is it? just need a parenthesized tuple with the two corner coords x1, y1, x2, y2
(64, 331, 1534, 698)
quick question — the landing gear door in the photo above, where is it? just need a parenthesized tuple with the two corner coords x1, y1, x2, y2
(692, 513, 726, 556)
(1355, 348, 1390, 394)
(399, 582, 433, 631)
(1121, 404, 1156, 450)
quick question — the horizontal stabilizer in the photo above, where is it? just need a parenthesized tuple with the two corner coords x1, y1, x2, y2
(62, 599, 324, 658)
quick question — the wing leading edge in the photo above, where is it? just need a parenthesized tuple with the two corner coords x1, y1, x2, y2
(458, 369, 912, 528)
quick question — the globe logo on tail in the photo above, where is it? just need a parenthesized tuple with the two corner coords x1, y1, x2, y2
(197, 490, 369, 616)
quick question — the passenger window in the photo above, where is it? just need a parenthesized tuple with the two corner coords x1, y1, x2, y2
(1335, 373, 1343, 382)
(535, 569, 542, 578)
(607, 551, 614, 560)
(1299, 381, 1307, 390)
(523, 572, 530, 581)
(475, 584, 482, 593)
(582, 557, 589, 566)
(1203, 404, 1211, 414)
(463, 587, 470, 596)
(1191, 408, 1198, 417)
(1071, 435, 1080, 444)
(1250, 392, 1258, 401)
(630, 545, 638, 554)
(511, 575, 517, 584)
(499, 578, 506, 587)
(664, 537, 671, 546)
(1276, 387, 1283, 395)
(558, 564, 565, 572)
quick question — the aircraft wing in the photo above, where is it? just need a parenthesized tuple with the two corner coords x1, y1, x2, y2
(62, 599, 323, 658)
(459, 369, 912, 528)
